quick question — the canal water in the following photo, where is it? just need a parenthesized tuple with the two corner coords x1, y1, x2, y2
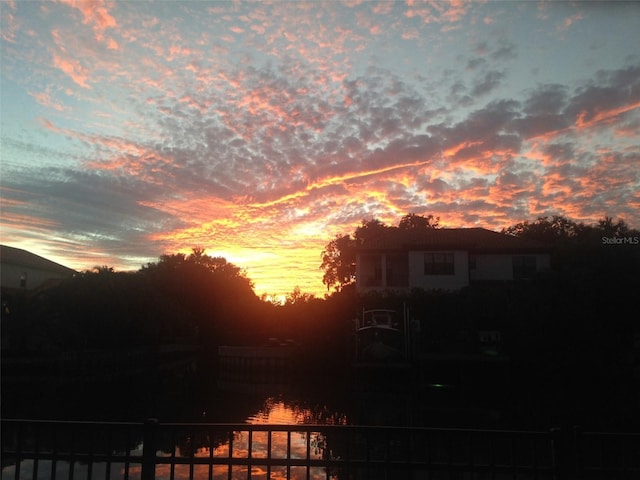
(1, 355, 508, 479)
(1, 350, 507, 427)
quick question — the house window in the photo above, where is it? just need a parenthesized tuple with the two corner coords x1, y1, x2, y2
(361, 255, 383, 287)
(513, 255, 536, 279)
(424, 252, 455, 275)
(386, 253, 409, 287)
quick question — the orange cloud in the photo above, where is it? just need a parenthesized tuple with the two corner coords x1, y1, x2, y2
(250, 158, 433, 209)
(575, 101, 640, 130)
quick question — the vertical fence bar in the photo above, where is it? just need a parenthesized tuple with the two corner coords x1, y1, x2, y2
(123, 423, 131, 480)
(385, 429, 390, 478)
(532, 435, 538, 480)
(68, 424, 75, 480)
(287, 430, 292, 480)
(169, 426, 176, 480)
(32, 422, 40, 480)
(510, 431, 516, 480)
(571, 426, 581, 480)
(306, 430, 311, 480)
(51, 424, 58, 480)
(104, 426, 112, 480)
(248, 429, 253, 480)
(190, 425, 196, 480)
(208, 426, 214, 480)
(551, 428, 561, 480)
(227, 430, 233, 480)
(447, 429, 453, 480)
(551, 427, 574, 480)
(267, 429, 272, 480)
(141, 418, 158, 480)
(344, 425, 351, 480)
(12, 421, 21, 480)
(86, 425, 93, 480)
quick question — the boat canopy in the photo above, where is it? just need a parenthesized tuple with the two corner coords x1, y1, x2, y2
(358, 309, 400, 331)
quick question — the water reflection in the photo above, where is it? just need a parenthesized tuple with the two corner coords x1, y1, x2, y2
(151, 398, 339, 480)
(247, 396, 349, 426)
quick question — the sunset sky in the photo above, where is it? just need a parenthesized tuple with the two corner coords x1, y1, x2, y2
(1, 1, 639, 298)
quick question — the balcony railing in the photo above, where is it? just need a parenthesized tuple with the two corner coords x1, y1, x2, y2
(2, 419, 638, 479)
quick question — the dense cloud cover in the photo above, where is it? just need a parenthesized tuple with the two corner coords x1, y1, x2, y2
(1, 1, 639, 296)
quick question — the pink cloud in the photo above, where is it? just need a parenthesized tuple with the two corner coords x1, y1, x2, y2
(558, 11, 585, 32)
(1, 6, 18, 43)
(51, 52, 91, 89)
(405, 0, 474, 25)
(29, 89, 65, 111)
(402, 29, 419, 40)
(57, 0, 118, 47)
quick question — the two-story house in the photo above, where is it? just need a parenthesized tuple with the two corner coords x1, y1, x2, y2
(355, 227, 551, 293)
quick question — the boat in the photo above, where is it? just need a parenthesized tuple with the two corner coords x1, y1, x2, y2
(354, 309, 408, 363)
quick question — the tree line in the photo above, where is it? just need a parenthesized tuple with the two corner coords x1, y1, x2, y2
(2, 213, 639, 427)
(3, 213, 638, 355)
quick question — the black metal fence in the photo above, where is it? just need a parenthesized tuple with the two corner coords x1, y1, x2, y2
(2, 419, 639, 479)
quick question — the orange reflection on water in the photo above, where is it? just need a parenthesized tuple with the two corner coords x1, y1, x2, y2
(154, 400, 337, 480)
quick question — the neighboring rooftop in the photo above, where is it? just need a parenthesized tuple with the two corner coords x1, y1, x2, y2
(356, 227, 551, 253)
(1, 245, 77, 276)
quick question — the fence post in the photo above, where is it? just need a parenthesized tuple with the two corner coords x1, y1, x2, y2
(142, 418, 159, 480)
(551, 427, 567, 480)
(571, 425, 582, 479)
(551, 427, 579, 480)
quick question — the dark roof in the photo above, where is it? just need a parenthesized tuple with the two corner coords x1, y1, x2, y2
(0, 245, 77, 275)
(356, 228, 551, 253)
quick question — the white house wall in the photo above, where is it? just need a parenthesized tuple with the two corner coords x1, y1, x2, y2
(356, 251, 551, 292)
(537, 254, 551, 272)
(469, 254, 513, 281)
(470, 253, 551, 282)
(408, 250, 469, 290)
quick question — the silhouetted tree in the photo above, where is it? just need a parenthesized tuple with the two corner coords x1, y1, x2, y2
(503, 215, 639, 272)
(321, 219, 391, 292)
(284, 286, 316, 306)
(140, 248, 258, 345)
(321, 233, 356, 292)
(502, 215, 582, 242)
(398, 213, 440, 230)
(500, 215, 640, 427)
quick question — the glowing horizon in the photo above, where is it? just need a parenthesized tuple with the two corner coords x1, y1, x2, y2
(1, 1, 639, 299)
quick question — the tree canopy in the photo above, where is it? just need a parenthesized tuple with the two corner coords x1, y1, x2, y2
(502, 215, 638, 243)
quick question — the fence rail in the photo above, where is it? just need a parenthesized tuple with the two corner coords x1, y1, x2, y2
(2, 419, 639, 480)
